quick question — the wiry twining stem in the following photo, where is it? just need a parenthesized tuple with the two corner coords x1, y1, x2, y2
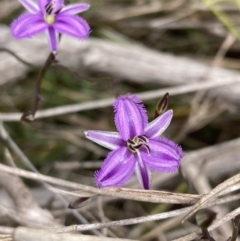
(21, 53, 56, 123)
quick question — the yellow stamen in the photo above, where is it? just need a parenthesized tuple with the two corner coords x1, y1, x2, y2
(44, 15, 55, 25)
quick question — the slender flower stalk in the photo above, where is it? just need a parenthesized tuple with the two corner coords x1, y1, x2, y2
(84, 94, 183, 190)
(11, 0, 90, 53)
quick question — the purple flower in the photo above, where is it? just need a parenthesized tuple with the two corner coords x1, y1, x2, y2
(11, 0, 90, 53)
(84, 94, 183, 189)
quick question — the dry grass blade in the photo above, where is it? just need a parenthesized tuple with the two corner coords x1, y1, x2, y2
(182, 173, 240, 222)
(0, 163, 240, 205)
(52, 207, 193, 232)
(51, 193, 240, 233)
(0, 163, 199, 204)
(1, 161, 240, 233)
(173, 206, 240, 241)
(13, 227, 137, 241)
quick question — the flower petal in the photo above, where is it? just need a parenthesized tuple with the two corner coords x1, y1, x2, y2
(141, 138, 183, 173)
(37, 0, 48, 13)
(84, 130, 124, 150)
(114, 94, 148, 141)
(53, 0, 64, 12)
(54, 14, 90, 38)
(19, 0, 39, 13)
(145, 110, 173, 138)
(11, 13, 47, 39)
(46, 27, 59, 53)
(135, 152, 151, 189)
(61, 3, 90, 15)
(95, 148, 136, 188)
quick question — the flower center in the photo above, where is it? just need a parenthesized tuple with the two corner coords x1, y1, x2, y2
(44, 1, 61, 25)
(127, 135, 150, 154)
(44, 14, 55, 25)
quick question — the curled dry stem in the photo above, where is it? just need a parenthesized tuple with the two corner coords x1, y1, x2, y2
(21, 53, 56, 122)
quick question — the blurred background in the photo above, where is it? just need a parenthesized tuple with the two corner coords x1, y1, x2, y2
(0, 0, 240, 240)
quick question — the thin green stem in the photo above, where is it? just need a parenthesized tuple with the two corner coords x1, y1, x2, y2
(202, 0, 240, 41)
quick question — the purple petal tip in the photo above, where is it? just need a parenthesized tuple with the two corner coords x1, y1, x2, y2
(94, 148, 136, 188)
(114, 94, 148, 140)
